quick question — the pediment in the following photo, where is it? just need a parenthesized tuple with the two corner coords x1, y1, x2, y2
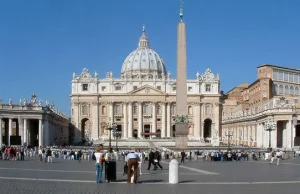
(128, 85, 167, 95)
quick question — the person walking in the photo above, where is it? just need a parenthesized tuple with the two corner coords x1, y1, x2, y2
(136, 149, 143, 175)
(270, 151, 275, 164)
(147, 149, 156, 170)
(154, 148, 163, 170)
(276, 150, 281, 166)
(46, 148, 53, 163)
(94, 145, 105, 184)
(180, 150, 185, 164)
(20, 146, 25, 161)
(126, 150, 140, 184)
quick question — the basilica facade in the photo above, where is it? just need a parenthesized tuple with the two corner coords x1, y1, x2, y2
(70, 28, 221, 144)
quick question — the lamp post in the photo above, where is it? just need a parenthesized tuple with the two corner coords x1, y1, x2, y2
(225, 131, 234, 151)
(263, 119, 277, 152)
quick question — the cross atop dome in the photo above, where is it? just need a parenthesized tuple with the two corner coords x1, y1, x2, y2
(138, 25, 149, 48)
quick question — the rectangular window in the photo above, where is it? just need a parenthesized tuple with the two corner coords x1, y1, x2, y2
(82, 84, 88, 91)
(278, 72, 283, 81)
(188, 87, 193, 92)
(205, 84, 211, 92)
(273, 71, 278, 80)
(284, 72, 289, 81)
(294, 99, 298, 104)
(133, 86, 138, 90)
(157, 86, 161, 90)
(115, 86, 122, 91)
(101, 86, 106, 91)
(172, 87, 176, 91)
(289, 73, 293, 82)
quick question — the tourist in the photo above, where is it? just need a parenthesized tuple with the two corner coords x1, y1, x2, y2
(94, 145, 105, 184)
(276, 150, 281, 165)
(147, 149, 155, 170)
(126, 149, 140, 184)
(136, 149, 143, 175)
(154, 148, 163, 170)
(270, 151, 275, 164)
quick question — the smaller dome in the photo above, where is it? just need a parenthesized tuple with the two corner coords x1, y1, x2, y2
(121, 26, 167, 79)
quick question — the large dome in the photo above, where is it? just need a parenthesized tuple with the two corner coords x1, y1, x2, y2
(121, 27, 167, 79)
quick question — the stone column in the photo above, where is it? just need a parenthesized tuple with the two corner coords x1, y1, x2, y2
(138, 102, 143, 138)
(43, 119, 50, 146)
(194, 103, 201, 139)
(128, 102, 133, 138)
(123, 103, 128, 138)
(109, 102, 114, 121)
(18, 117, 24, 145)
(286, 120, 292, 148)
(38, 119, 43, 147)
(152, 102, 157, 135)
(0, 118, 2, 147)
(161, 102, 166, 138)
(167, 102, 171, 137)
(8, 118, 12, 146)
(92, 101, 99, 140)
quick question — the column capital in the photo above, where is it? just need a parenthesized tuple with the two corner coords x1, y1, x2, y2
(73, 102, 80, 106)
(92, 101, 99, 105)
(127, 101, 133, 105)
(158, 101, 166, 106)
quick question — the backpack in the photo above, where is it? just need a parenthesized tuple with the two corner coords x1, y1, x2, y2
(271, 152, 275, 157)
(92, 152, 96, 160)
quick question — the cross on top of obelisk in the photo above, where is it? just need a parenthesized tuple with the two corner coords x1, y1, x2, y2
(180, 0, 184, 21)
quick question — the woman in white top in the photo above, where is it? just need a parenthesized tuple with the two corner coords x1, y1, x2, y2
(95, 145, 105, 183)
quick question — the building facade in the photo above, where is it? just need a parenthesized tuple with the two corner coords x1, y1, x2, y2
(222, 64, 300, 149)
(0, 94, 70, 147)
(71, 28, 221, 145)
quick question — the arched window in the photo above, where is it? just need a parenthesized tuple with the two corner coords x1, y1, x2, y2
(82, 104, 88, 115)
(295, 87, 299, 95)
(205, 104, 211, 115)
(279, 85, 284, 94)
(290, 86, 294, 95)
(188, 106, 193, 115)
(172, 104, 176, 115)
(157, 106, 161, 115)
(285, 85, 289, 94)
(102, 106, 106, 115)
(143, 104, 150, 114)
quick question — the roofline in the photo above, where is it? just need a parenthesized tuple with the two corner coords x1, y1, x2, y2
(257, 64, 300, 72)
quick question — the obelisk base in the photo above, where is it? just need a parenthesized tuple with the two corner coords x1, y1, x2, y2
(175, 123, 188, 150)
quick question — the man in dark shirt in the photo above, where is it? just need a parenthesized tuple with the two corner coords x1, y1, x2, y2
(147, 149, 156, 170)
(180, 150, 185, 163)
(154, 148, 163, 170)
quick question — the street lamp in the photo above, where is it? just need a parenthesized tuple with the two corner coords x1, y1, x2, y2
(113, 125, 120, 151)
(263, 119, 277, 152)
(225, 131, 234, 151)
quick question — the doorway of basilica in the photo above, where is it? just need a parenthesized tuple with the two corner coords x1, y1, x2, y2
(81, 118, 90, 144)
(204, 119, 212, 142)
(295, 124, 300, 146)
(143, 125, 150, 139)
(133, 129, 138, 139)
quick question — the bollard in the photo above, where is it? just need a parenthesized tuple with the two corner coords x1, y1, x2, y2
(169, 159, 179, 184)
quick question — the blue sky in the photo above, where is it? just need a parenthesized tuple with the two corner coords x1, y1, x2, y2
(0, 0, 299, 115)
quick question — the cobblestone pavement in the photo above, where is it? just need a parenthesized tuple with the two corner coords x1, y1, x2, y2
(1, 157, 300, 194)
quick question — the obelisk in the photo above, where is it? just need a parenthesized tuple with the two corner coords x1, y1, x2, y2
(175, 0, 189, 150)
